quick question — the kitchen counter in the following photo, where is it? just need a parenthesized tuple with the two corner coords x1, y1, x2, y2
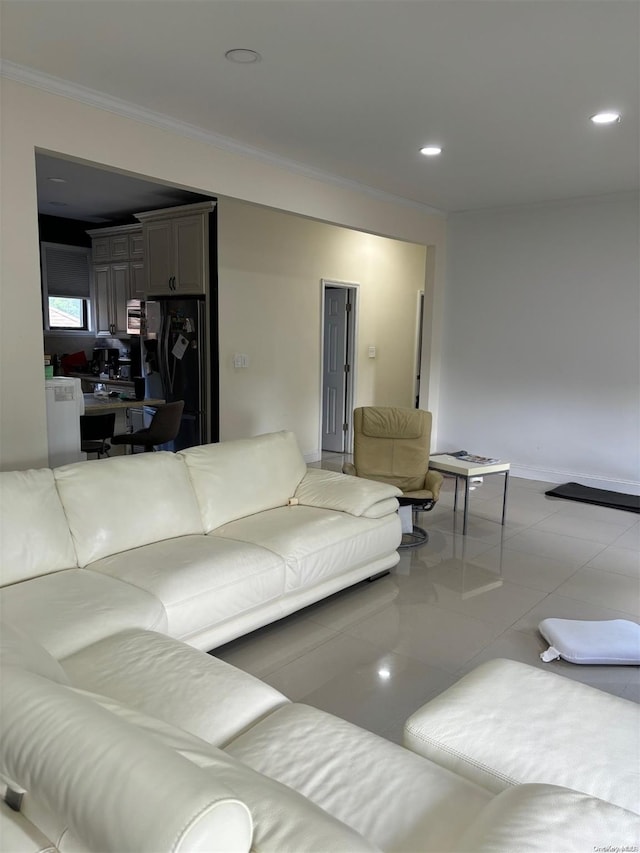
(84, 394, 165, 414)
(68, 372, 134, 389)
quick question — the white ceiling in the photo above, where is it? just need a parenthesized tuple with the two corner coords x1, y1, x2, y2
(2, 0, 638, 216)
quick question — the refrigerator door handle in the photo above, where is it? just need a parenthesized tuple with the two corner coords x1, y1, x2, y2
(160, 309, 171, 400)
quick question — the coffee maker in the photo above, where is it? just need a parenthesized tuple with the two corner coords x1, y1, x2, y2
(92, 348, 119, 378)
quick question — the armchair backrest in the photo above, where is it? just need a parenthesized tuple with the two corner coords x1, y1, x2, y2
(352, 406, 432, 492)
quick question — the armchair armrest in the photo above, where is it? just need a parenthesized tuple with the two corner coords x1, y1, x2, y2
(295, 468, 400, 518)
(425, 469, 444, 501)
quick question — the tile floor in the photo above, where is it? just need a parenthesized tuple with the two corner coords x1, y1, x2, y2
(215, 454, 640, 743)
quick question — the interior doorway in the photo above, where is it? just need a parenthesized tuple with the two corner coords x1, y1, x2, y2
(320, 280, 358, 453)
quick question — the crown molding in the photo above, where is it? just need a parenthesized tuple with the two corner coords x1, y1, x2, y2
(1, 60, 445, 218)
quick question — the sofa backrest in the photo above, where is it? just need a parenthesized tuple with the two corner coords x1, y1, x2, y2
(53, 452, 204, 566)
(0, 666, 253, 853)
(0, 468, 78, 586)
(180, 431, 307, 532)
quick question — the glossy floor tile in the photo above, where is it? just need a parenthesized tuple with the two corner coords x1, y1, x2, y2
(214, 462, 640, 741)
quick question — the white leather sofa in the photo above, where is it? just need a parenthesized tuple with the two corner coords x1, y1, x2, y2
(1, 430, 638, 851)
(1, 621, 638, 853)
(0, 430, 402, 656)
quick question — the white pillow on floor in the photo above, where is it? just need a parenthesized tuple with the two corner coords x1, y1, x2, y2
(539, 618, 640, 665)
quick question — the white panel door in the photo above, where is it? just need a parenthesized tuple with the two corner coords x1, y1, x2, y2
(322, 287, 348, 452)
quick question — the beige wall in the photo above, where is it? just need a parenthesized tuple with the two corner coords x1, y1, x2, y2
(218, 199, 428, 456)
(0, 77, 446, 470)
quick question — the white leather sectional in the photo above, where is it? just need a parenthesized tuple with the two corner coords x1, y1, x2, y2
(1, 623, 639, 853)
(1, 431, 639, 852)
(0, 430, 402, 656)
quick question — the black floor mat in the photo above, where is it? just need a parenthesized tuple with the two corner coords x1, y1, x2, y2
(545, 482, 640, 513)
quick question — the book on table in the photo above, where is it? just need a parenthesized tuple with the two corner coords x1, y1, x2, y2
(450, 451, 501, 465)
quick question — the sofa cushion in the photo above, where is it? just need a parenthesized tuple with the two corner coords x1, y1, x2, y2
(61, 628, 289, 747)
(0, 468, 78, 585)
(1, 668, 253, 853)
(457, 784, 640, 853)
(403, 658, 640, 815)
(213, 506, 401, 592)
(88, 534, 285, 641)
(225, 702, 491, 853)
(180, 431, 307, 531)
(0, 570, 167, 659)
(53, 452, 203, 566)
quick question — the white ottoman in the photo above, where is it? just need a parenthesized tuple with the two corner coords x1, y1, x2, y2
(403, 658, 640, 815)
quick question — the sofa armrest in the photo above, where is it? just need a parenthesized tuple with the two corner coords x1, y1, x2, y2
(424, 469, 444, 500)
(295, 468, 400, 518)
(1, 668, 252, 853)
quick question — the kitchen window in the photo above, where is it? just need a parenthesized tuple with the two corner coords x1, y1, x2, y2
(41, 243, 91, 332)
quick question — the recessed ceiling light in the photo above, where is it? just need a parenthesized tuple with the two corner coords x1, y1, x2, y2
(225, 48, 261, 64)
(420, 146, 442, 156)
(590, 111, 621, 125)
(47, 176, 67, 183)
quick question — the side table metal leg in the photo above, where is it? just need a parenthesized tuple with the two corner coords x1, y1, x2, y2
(463, 477, 470, 535)
(454, 476, 459, 513)
(501, 470, 510, 525)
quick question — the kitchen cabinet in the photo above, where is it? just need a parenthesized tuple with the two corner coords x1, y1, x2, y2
(94, 263, 129, 336)
(135, 201, 216, 296)
(129, 261, 146, 300)
(87, 224, 145, 335)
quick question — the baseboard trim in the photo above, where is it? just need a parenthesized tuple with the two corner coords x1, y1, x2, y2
(303, 450, 322, 464)
(510, 464, 640, 497)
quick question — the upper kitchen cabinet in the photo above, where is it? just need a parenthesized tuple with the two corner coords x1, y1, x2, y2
(93, 263, 129, 336)
(135, 202, 216, 296)
(87, 224, 145, 335)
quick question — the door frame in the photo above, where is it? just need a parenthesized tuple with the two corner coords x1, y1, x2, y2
(414, 290, 425, 408)
(319, 279, 359, 455)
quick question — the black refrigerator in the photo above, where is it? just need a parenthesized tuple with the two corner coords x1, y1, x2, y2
(141, 297, 208, 451)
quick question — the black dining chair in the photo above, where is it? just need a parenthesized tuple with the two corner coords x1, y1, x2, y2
(111, 401, 185, 453)
(80, 412, 116, 459)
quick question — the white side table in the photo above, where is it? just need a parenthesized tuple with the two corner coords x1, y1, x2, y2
(429, 455, 510, 535)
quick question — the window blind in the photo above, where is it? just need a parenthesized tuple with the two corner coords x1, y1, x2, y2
(43, 244, 91, 298)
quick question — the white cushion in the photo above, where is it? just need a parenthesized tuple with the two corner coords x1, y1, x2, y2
(88, 534, 285, 640)
(457, 783, 640, 852)
(213, 506, 401, 592)
(294, 468, 401, 517)
(539, 617, 640, 665)
(0, 468, 77, 584)
(180, 431, 307, 531)
(403, 658, 640, 814)
(1, 668, 252, 853)
(0, 570, 167, 659)
(61, 628, 289, 747)
(54, 452, 203, 566)
(225, 702, 491, 853)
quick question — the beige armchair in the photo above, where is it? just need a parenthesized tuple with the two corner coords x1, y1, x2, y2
(343, 406, 444, 546)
